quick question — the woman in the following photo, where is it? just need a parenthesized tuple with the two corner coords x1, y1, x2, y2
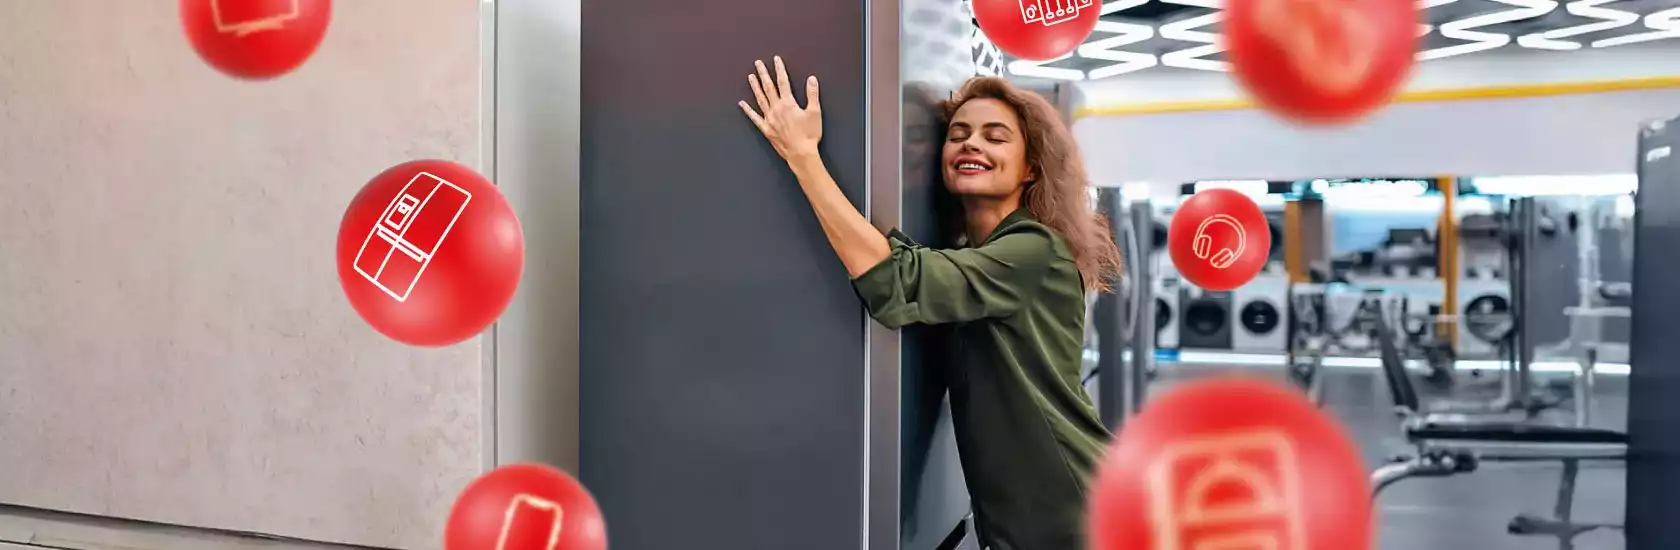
(739, 57, 1121, 550)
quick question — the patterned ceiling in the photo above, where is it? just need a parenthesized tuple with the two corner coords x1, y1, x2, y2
(969, 0, 1680, 80)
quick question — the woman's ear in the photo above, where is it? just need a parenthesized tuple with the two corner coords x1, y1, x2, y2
(1023, 165, 1039, 184)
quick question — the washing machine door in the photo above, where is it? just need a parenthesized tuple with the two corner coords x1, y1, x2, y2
(1240, 299, 1281, 335)
(1184, 300, 1228, 337)
(1155, 297, 1172, 333)
(1465, 294, 1513, 343)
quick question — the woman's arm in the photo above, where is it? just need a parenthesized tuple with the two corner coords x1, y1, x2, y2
(738, 56, 1055, 329)
(784, 153, 890, 277)
(736, 56, 888, 277)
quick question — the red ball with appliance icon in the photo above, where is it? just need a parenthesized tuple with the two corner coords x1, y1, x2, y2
(1168, 189, 1271, 291)
(1224, 0, 1419, 125)
(972, 0, 1101, 61)
(336, 159, 524, 347)
(1087, 376, 1374, 550)
(445, 463, 608, 550)
(180, 0, 331, 80)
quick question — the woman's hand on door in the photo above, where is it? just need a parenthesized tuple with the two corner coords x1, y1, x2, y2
(739, 56, 823, 163)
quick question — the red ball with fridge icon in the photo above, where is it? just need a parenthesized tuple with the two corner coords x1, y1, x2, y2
(336, 159, 523, 347)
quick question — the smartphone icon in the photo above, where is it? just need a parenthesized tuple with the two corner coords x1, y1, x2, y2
(352, 172, 473, 302)
(1146, 429, 1306, 550)
(497, 494, 565, 550)
(211, 0, 300, 36)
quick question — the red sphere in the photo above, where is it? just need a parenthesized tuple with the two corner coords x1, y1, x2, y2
(445, 464, 608, 550)
(1224, 0, 1419, 125)
(336, 159, 524, 347)
(1168, 189, 1270, 291)
(1088, 376, 1374, 550)
(972, 0, 1101, 61)
(180, 0, 330, 80)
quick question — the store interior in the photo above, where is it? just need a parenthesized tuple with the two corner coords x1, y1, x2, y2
(1073, 175, 1637, 549)
(9, 1, 1680, 550)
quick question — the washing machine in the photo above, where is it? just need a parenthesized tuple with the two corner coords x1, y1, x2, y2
(1155, 277, 1181, 350)
(1179, 286, 1234, 351)
(1232, 275, 1288, 354)
(1457, 277, 1513, 360)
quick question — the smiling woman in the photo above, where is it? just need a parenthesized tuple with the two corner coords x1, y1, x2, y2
(740, 57, 1121, 550)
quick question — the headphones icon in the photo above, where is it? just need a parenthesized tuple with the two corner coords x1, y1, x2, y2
(1193, 214, 1248, 269)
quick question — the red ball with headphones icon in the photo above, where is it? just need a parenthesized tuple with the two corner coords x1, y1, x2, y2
(1168, 189, 1271, 291)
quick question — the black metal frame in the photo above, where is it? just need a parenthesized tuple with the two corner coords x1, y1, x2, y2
(1369, 292, 1627, 550)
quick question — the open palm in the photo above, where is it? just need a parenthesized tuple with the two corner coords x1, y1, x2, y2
(739, 56, 823, 162)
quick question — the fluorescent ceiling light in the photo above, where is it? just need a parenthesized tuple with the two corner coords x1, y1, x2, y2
(1079, 20, 1159, 79)
(1193, 179, 1270, 195)
(1007, 52, 1086, 81)
(1079, 0, 1158, 79)
(1419, 0, 1558, 60)
(1156, 0, 1226, 72)
(1592, 7, 1680, 47)
(1472, 174, 1638, 195)
(1516, 0, 1641, 50)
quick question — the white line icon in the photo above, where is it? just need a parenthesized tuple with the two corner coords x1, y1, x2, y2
(1020, 0, 1095, 26)
(352, 172, 473, 302)
(1193, 214, 1249, 270)
(1254, 0, 1378, 95)
(1146, 429, 1307, 550)
(496, 494, 565, 550)
(211, 0, 301, 37)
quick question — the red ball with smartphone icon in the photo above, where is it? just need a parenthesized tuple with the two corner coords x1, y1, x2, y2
(445, 464, 608, 550)
(1224, 0, 1418, 124)
(1168, 189, 1270, 291)
(1087, 376, 1374, 550)
(972, 0, 1101, 61)
(180, 0, 331, 80)
(336, 159, 523, 347)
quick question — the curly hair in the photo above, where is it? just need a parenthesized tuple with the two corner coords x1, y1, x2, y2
(940, 76, 1123, 292)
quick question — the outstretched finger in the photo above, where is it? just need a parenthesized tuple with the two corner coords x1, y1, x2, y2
(773, 56, 793, 101)
(748, 74, 771, 115)
(754, 60, 778, 101)
(738, 101, 768, 132)
(805, 75, 820, 112)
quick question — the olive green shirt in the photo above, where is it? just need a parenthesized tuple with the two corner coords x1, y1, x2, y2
(851, 209, 1112, 550)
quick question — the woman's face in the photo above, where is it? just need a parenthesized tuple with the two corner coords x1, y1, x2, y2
(942, 98, 1033, 200)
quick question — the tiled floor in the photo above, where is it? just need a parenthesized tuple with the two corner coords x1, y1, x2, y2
(0, 361, 1630, 550)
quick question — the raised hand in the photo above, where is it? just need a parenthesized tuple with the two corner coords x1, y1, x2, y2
(739, 56, 823, 162)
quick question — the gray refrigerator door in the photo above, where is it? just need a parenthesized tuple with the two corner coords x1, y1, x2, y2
(1627, 114, 1680, 550)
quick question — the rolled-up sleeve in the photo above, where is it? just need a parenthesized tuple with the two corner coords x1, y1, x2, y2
(850, 225, 1057, 328)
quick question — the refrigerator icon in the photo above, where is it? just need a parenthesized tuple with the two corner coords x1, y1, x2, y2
(1019, 0, 1093, 26)
(1145, 429, 1307, 550)
(211, 0, 301, 36)
(496, 494, 566, 550)
(352, 172, 473, 302)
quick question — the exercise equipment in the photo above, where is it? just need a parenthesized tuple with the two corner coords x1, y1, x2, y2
(1169, 189, 1270, 291)
(336, 159, 525, 347)
(446, 463, 608, 550)
(1367, 292, 1626, 550)
(1224, 0, 1418, 125)
(1088, 376, 1373, 550)
(971, 0, 1099, 61)
(180, 0, 331, 80)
